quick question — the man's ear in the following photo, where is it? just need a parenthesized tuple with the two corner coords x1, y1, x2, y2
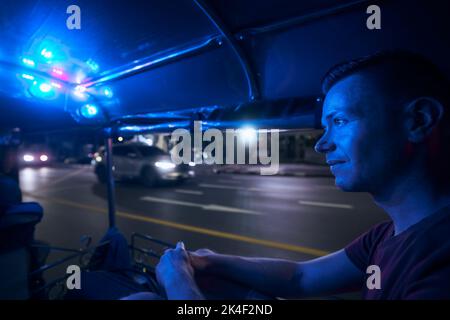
(404, 97, 444, 143)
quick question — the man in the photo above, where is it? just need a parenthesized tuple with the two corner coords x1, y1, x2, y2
(155, 51, 450, 300)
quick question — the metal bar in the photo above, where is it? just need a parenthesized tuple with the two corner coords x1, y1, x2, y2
(104, 129, 116, 228)
(132, 233, 175, 249)
(131, 232, 136, 262)
(131, 246, 161, 259)
(1, 0, 372, 98)
(0, 60, 72, 86)
(31, 274, 71, 296)
(29, 241, 110, 277)
(82, 37, 218, 88)
(236, 0, 374, 37)
(192, 0, 260, 101)
(29, 251, 83, 277)
(29, 241, 111, 277)
(31, 244, 80, 254)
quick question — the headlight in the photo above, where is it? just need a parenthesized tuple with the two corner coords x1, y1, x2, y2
(95, 156, 102, 162)
(40, 154, 48, 162)
(23, 154, 34, 162)
(188, 161, 196, 167)
(155, 161, 176, 170)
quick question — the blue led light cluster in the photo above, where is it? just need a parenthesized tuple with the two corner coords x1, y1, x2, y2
(17, 37, 115, 121)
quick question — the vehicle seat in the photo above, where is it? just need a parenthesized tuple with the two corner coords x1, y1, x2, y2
(0, 175, 43, 299)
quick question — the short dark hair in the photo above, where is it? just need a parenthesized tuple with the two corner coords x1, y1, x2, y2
(322, 50, 450, 154)
(322, 51, 449, 99)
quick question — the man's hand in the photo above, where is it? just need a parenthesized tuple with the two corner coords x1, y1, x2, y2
(156, 242, 204, 300)
(188, 248, 216, 273)
(156, 242, 194, 288)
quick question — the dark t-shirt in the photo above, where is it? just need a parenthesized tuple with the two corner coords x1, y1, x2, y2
(345, 205, 450, 299)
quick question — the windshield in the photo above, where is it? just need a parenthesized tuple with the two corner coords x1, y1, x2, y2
(137, 146, 167, 157)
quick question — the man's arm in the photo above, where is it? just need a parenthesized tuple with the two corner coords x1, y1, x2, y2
(156, 242, 205, 300)
(191, 248, 364, 299)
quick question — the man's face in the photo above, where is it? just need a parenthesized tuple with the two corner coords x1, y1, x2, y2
(315, 73, 407, 193)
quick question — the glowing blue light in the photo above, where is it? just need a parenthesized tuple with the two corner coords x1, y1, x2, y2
(86, 59, 99, 72)
(39, 83, 52, 93)
(22, 58, 36, 67)
(75, 85, 86, 93)
(72, 85, 88, 101)
(80, 104, 99, 118)
(239, 127, 257, 142)
(103, 87, 113, 98)
(51, 82, 62, 89)
(21, 74, 35, 81)
(41, 48, 53, 59)
(74, 70, 86, 84)
(29, 80, 57, 99)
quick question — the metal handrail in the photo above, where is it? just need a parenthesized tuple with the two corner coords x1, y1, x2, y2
(193, 0, 260, 101)
(29, 240, 110, 277)
(130, 233, 175, 263)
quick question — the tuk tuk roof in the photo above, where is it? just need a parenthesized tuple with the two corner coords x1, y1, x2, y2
(0, 0, 449, 133)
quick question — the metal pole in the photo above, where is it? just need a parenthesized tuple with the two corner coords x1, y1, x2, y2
(104, 128, 116, 228)
(192, 0, 260, 101)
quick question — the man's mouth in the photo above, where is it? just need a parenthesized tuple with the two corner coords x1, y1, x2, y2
(327, 160, 347, 168)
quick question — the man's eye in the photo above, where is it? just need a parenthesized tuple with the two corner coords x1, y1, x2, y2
(333, 118, 347, 126)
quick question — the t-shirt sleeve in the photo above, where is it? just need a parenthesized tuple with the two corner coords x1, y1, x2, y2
(344, 222, 392, 272)
(403, 272, 450, 299)
(402, 241, 450, 299)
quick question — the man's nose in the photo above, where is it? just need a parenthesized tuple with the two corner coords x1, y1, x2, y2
(314, 132, 336, 154)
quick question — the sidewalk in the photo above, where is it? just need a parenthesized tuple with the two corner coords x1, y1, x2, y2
(211, 163, 332, 177)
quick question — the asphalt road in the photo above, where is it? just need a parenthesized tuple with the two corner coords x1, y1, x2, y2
(20, 164, 388, 264)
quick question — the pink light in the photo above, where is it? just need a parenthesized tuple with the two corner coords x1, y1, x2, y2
(51, 67, 68, 80)
(52, 68, 63, 76)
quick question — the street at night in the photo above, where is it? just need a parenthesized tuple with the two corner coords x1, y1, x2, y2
(22, 164, 387, 262)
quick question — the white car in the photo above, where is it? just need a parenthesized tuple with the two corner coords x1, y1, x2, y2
(94, 143, 194, 186)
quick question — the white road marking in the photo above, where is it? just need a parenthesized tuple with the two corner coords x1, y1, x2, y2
(140, 196, 260, 215)
(203, 204, 257, 214)
(298, 200, 354, 209)
(201, 182, 340, 193)
(175, 189, 204, 196)
(200, 183, 244, 190)
(200, 183, 334, 194)
(217, 179, 240, 184)
(199, 183, 271, 193)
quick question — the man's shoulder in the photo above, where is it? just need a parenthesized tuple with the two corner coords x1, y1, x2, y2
(401, 206, 450, 299)
(365, 220, 394, 241)
(413, 205, 450, 247)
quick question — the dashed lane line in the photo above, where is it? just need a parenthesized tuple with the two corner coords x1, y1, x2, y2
(140, 196, 260, 215)
(175, 189, 204, 196)
(298, 200, 354, 210)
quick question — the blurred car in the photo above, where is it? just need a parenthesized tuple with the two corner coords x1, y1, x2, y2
(18, 146, 52, 166)
(94, 143, 195, 186)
